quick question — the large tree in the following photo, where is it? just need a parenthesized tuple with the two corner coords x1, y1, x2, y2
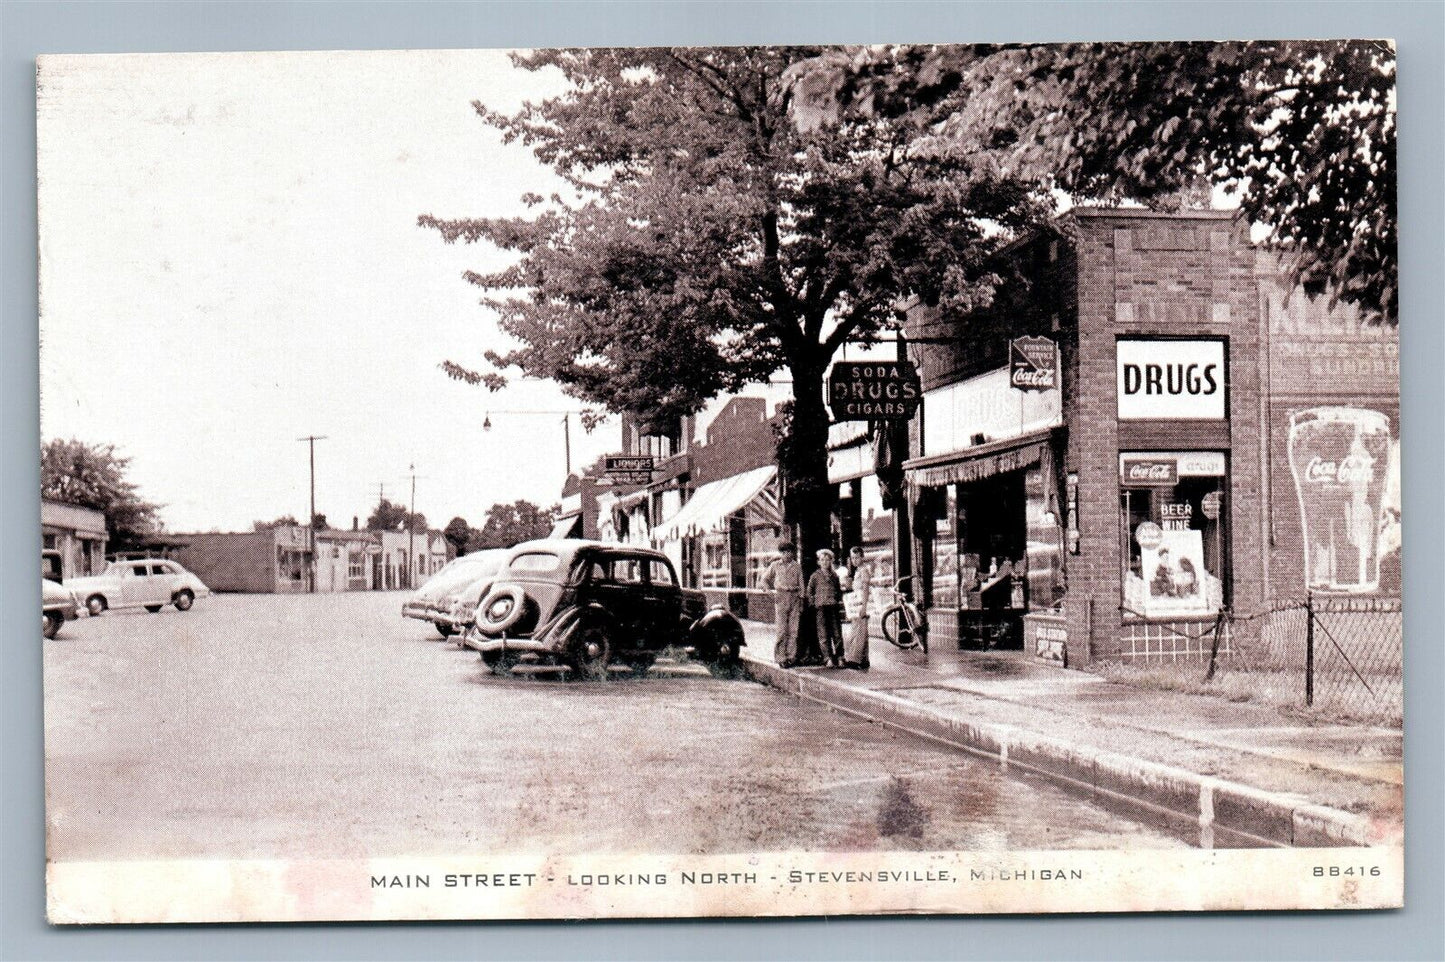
(41, 438, 162, 551)
(471, 499, 559, 550)
(786, 41, 1397, 321)
(421, 47, 1049, 560)
(366, 498, 427, 533)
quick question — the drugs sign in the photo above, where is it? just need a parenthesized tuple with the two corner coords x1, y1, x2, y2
(827, 361, 922, 421)
(605, 456, 654, 485)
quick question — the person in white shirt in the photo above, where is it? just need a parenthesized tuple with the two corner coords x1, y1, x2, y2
(843, 546, 874, 670)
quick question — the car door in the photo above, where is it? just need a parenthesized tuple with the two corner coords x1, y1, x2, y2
(586, 554, 647, 647)
(118, 563, 149, 607)
(641, 559, 683, 647)
(152, 563, 181, 602)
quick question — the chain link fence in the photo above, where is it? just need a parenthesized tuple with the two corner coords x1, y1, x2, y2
(1233, 596, 1403, 725)
(1106, 596, 1402, 727)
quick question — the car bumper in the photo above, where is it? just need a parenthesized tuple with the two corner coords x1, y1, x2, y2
(464, 633, 560, 657)
(45, 602, 79, 622)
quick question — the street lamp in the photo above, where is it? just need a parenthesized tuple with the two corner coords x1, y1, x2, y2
(483, 409, 604, 478)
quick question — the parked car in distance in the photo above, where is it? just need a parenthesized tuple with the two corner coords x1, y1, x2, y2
(66, 558, 210, 616)
(43, 577, 79, 638)
(465, 539, 746, 680)
(402, 549, 510, 638)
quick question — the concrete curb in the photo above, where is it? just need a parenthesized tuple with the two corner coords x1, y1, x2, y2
(743, 655, 1375, 849)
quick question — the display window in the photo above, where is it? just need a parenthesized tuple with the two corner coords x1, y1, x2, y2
(1119, 452, 1228, 619)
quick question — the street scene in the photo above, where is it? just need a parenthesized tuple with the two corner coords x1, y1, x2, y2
(44, 592, 1189, 861)
(36, 40, 1403, 920)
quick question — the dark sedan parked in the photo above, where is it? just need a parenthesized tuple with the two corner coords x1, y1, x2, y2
(463, 539, 746, 680)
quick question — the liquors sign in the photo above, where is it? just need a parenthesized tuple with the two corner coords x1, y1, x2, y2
(1009, 336, 1059, 391)
(605, 456, 655, 485)
(1116, 339, 1226, 420)
(828, 361, 922, 421)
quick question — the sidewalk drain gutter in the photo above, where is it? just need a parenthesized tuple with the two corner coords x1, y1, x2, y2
(743, 656, 1373, 849)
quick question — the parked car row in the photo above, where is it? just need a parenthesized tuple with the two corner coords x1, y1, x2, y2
(403, 539, 747, 681)
(41, 557, 211, 639)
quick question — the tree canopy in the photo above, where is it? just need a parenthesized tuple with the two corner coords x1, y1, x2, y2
(253, 515, 301, 531)
(785, 41, 1397, 321)
(470, 499, 559, 550)
(366, 498, 427, 533)
(420, 47, 1050, 554)
(41, 438, 162, 551)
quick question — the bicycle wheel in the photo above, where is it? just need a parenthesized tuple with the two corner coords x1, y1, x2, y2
(881, 607, 917, 649)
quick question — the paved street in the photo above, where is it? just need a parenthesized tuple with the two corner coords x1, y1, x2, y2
(44, 592, 1188, 861)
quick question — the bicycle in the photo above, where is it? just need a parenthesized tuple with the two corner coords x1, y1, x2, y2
(880, 577, 928, 653)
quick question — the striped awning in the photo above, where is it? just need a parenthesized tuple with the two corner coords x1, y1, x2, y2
(658, 465, 777, 541)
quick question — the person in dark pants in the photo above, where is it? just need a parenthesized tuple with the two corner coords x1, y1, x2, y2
(807, 548, 844, 668)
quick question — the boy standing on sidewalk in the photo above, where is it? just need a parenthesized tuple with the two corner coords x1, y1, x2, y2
(759, 543, 804, 668)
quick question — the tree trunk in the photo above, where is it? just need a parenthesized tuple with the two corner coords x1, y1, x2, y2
(781, 356, 835, 573)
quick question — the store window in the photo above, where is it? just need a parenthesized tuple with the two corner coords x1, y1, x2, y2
(348, 551, 365, 580)
(1119, 452, 1228, 619)
(700, 534, 729, 589)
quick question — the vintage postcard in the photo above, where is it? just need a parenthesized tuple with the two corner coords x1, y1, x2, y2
(37, 42, 1403, 923)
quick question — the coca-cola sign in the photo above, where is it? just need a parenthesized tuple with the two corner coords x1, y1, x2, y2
(1302, 453, 1376, 486)
(1009, 336, 1058, 392)
(1120, 458, 1178, 486)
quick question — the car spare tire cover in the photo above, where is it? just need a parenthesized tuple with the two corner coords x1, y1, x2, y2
(477, 584, 528, 633)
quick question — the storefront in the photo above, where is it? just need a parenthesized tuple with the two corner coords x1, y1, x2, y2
(656, 464, 781, 618)
(897, 209, 1270, 665)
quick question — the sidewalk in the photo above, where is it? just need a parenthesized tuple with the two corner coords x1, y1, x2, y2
(740, 621, 1402, 849)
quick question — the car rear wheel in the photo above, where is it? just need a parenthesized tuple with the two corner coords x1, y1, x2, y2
(85, 595, 107, 617)
(173, 590, 194, 612)
(571, 624, 612, 681)
(705, 633, 744, 680)
(435, 623, 456, 638)
(43, 612, 63, 639)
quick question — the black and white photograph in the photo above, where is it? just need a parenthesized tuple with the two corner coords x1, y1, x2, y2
(35, 39, 1404, 923)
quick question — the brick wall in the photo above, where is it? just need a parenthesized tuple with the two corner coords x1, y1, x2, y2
(1258, 260, 1401, 601)
(1064, 209, 1263, 663)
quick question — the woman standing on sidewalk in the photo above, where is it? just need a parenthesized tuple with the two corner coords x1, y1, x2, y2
(843, 546, 873, 671)
(808, 549, 844, 669)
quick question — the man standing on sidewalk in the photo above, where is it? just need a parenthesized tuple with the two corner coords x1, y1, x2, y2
(843, 545, 873, 671)
(759, 542, 804, 668)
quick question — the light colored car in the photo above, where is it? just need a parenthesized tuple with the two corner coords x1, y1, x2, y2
(43, 577, 79, 638)
(402, 549, 510, 638)
(66, 558, 210, 617)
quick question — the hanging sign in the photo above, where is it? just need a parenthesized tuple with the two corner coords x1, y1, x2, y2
(828, 361, 922, 421)
(1009, 336, 1059, 392)
(605, 456, 654, 485)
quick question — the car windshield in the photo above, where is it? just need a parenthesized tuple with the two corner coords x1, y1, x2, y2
(507, 551, 561, 574)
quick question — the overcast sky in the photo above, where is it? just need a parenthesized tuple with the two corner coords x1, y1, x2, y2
(37, 49, 791, 533)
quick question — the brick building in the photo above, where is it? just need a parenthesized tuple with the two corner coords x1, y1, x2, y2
(900, 208, 1399, 667)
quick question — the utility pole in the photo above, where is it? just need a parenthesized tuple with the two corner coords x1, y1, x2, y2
(297, 435, 327, 593)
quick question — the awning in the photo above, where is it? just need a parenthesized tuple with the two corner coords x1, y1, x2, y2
(904, 429, 1053, 488)
(548, 514, 582, 539)
(658, 464, 777, 541)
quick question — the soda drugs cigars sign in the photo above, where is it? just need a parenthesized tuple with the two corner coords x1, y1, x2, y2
(1116, 340, 1226, 420)
(1009, 336, 1059, 391)
(828, 361, 922, 421)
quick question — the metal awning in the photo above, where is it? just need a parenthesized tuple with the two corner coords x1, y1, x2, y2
(658, 465, 777, 541)
(548, 514, 582, 539)
(903, 429, 1054, 488)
